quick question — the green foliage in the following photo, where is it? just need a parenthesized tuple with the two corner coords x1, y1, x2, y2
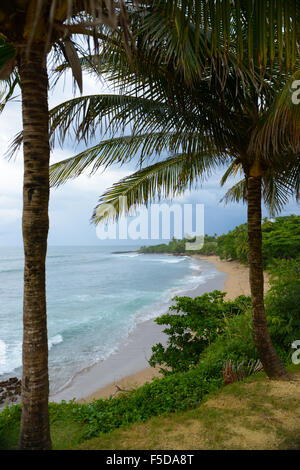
(265, 258, 300, 359)
(140, 235, 218, 255)
(261, 216, 300, 265)
(197, 241, 218, 255)
(216, 223, 249, 263)
(72, 368, 222, 439)
(140, 237, 188, 254)
(0, 404, 21, 450)
(149, 291, 252, 375)
(149, 274, 299, 378)
(217, 215, 300, 268)
(140, 216, 300, 268)
(198, 312, 258, 377)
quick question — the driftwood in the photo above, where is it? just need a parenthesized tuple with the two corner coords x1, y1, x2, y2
(110, 384, 131, 398)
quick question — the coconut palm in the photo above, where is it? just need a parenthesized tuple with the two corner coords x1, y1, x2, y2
(50, 77, 299, 382)
(0, 0, 134, 450)
(48, 3, 300, 383)
(2, 0, 300, 450)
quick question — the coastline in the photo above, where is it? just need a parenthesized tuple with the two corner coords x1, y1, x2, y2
(193, 254, 270, 300)
(50, 256, 225, 403)
(51, 254, 269, 404)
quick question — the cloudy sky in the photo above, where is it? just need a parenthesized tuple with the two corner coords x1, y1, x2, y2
(0, 70, 299, 247)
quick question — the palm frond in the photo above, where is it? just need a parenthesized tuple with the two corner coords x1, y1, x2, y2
(262, 175, 293, 216)
(49, 132, 175, 187)
(49, 128, 229, 187)
(249, 70, 300, 156)
(220, 160, 243, 186)
(220, 163, 298, 216)
(92, 151, 220, 224)
(0, 72, 19, 114)
(49, 93, 177, 145)
(221, 178, 247, 205)
(58, 38, 83, 92)
(0, 35, 16, 80)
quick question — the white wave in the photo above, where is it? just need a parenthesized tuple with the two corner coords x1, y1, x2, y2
(48, 334, 63, 350)
(74, 294, 91, 302)
(134, 269, 220, 324)
(115, 253, 140, 258)
(189, 262, 202, 271)
(0, 340, 7, 367)
(0, 340, 22, 376)
(0, 334, 64, 376)
(149, 257, 186, 264)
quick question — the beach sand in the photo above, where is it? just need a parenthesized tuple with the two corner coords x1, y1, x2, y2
(193, 255, 270, 300)
(50, 255, 269, 404)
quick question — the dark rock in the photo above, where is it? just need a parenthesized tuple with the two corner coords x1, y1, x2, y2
(0, 376, 22, 406)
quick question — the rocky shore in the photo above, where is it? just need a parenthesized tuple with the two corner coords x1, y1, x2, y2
(0, 377, 22, 406)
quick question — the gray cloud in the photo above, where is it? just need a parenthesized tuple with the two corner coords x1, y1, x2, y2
(0, 71, 298, 246)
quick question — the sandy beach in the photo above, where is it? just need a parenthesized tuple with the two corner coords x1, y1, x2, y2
(193, 255, 270, 300)
(50, 255, 268, 404)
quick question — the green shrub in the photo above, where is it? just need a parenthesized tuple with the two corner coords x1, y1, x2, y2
(265, 258, 300, 360)
(198, 311, 258, 376)
(217, 215, 300, 267)
(149, 291, 252, 374)
(196, 241, 218, 255)
(262, 216, 300, 265)
(73, 368, 223, 438)
(0, 404, 22, 449)
(217, 224, 249, 263)
(0, 370, 223, 443)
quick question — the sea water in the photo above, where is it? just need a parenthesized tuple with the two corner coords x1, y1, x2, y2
(0, 245, 219, 394)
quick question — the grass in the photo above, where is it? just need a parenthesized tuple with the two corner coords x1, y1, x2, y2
(0, 401, 89, 450)
(0, 364, 299, 450)
(74, 365, 300, 450)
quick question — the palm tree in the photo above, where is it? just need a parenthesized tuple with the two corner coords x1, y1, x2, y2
(0, 0, 132, 450)
(2, 0, 299, 449)
(48, 5, 300, 382)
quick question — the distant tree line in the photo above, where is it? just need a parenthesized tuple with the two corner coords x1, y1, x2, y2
(139, 215, 300, 269)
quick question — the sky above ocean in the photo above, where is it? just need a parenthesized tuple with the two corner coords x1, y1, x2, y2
(0, 69, 299, 247)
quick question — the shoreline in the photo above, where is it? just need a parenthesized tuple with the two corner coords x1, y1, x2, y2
(50, 256, 225, 403)
(193, 254, 270, 300)
(51, 255, 269, 404)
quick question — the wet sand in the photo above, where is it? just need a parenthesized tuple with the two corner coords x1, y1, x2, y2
(73, 255, 270, 402)
(194, 255, 270, 300)
(51, 255, 270, 404)
(50, 258, 226, 403)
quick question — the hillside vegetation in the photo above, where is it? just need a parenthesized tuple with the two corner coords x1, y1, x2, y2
(1, 367, 299, 450)
(74, 366, 300, 451)
(1, 215, 299, 450)
(140, 215, 300, 268)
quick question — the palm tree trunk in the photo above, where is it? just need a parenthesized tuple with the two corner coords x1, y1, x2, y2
(18, 44, 52, 450)
(247, 175, 289, 380)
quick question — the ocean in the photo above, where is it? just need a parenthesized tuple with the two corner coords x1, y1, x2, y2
(0, 245, 221, 396)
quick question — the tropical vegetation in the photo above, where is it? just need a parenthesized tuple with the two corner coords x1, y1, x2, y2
(1, 218, 299, 449)
(217, 215, 300, 266)
(1, 0, 300, 451)
(148, 292, 252, 375)
(1, 269, 299, 447)
(48, 2, 300, 383)
(142, 215, 300, 268)
(0, 0, 133, 451)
